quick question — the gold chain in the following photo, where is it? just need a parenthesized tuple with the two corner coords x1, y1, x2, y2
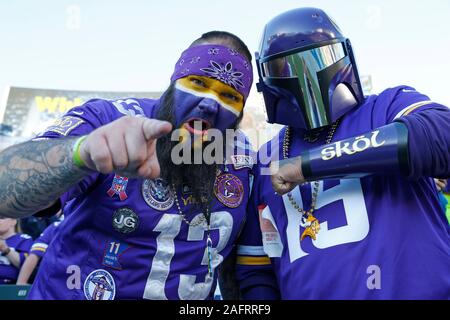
(282, 119, 340, 239)
(172, 183, 214, 277)
(172, 184, 209, 227)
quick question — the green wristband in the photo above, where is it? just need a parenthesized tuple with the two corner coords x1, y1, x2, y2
(72, 135, 88, 168)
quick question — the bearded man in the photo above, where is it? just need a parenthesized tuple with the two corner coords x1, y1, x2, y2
(0, 31, 254, 300)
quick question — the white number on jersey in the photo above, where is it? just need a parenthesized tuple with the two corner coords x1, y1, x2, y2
(143, 211, 233, 300)
(282, 179, 370, 262)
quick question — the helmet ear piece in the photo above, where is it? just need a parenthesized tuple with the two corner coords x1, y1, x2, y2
(259, 83, 278, 123)
(255, 52, 264, 93)
(331, 83, 359, 121)
(260, 84, 308, 129)
(345, 39, 364, 101)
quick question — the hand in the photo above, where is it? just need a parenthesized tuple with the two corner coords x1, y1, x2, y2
(270, 156, 304, 195)
(79, 116, 172, 179)
(0, 239, 8, 253)
(435, 178, 448, 192)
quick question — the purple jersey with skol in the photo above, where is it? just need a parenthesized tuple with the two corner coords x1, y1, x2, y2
(28, 97, 254, 300)
(237, 86, 450, 299)
(0, 233, 33, 284)
(30, 221, 61, 259)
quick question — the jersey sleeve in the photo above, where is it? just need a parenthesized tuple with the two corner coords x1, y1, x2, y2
(33, 98, 113, 140)
(374, 86, 450, 179)
(397, 107, 450, 179)
(32, 99, 114, 212)
(16, 234, 33, 265)
(383, 86, 446, 123)
(235, 159, 280, 299)
(30, 222, 60, 258)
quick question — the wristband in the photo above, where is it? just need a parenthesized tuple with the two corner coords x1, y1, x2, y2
(301, 122, 409, 181)
(72, 136, 88, 168)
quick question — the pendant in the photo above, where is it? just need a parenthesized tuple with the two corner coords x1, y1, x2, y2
(206, 234, 213, 277)
(300, 215, 321, 241)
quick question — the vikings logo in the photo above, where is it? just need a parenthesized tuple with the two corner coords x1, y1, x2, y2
(300, 215, 321, 241)
(214, 173, 244, 208)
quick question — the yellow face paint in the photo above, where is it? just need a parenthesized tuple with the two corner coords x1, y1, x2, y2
(176, 76, 244, 115)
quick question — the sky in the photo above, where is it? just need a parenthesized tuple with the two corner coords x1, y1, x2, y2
(0, 0, 449, 104)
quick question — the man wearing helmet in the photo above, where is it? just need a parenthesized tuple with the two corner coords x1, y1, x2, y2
(236, 8, 450, 299)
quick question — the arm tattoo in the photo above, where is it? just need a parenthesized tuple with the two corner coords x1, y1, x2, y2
(0, 138, 90, 218)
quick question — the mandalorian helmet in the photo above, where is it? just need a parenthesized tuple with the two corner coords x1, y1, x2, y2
(256, 7, 365, 130)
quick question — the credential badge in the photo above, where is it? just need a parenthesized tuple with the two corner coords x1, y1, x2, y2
(142, 178, 174, 211)
(83, 269, 116, 300)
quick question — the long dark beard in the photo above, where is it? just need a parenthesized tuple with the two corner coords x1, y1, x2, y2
(155, 84, 218, 214)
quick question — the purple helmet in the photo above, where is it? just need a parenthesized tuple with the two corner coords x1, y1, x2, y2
(256, 7, 365, 130)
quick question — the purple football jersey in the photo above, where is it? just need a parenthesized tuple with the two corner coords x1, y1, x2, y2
(0, 233, 33, 284)
(237, 86, 450, 299)
(28, 98, 254, 300)
(30, 221, 61, 259)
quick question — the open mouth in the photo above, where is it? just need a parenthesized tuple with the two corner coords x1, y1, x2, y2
(183, 118, 212, 135)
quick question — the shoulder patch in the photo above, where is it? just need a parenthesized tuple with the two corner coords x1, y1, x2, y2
(45, 116, 85, 136)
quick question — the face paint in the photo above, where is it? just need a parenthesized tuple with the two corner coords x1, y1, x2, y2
(178, 76, 244, 115)
(171, 44, 253, 100)
(168, 44, 253, 148)
(173, 76, 243, 134)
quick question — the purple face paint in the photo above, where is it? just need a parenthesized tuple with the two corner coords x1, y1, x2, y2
(171, 87, 239, 133)
(169, 44, 253, 134)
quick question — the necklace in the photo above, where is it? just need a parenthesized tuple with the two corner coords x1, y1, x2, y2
(172, 183, 213, 277)
(282, 119, 340, 241)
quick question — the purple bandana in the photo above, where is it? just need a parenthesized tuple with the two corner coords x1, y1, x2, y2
(170, 44, 253, 100)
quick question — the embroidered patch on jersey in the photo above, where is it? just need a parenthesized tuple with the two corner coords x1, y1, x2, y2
(107, 175, 129, 201)
(112, 208, 139, 234)
(83, 269, 116, 300)
(142, 178, 174, 211)
(230, 155, 254, 170)
(45, 116, 84, 136)
(214, 173, 244, 208)
(102, 240, 130, 270)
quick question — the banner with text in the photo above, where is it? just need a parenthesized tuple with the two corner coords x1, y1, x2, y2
(0, 86, 162, 137)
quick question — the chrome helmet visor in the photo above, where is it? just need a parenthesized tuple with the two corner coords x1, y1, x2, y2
(261, 42, 347, 129)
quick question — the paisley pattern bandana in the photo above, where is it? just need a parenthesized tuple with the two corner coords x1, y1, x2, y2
(170, 44, 253, 100)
